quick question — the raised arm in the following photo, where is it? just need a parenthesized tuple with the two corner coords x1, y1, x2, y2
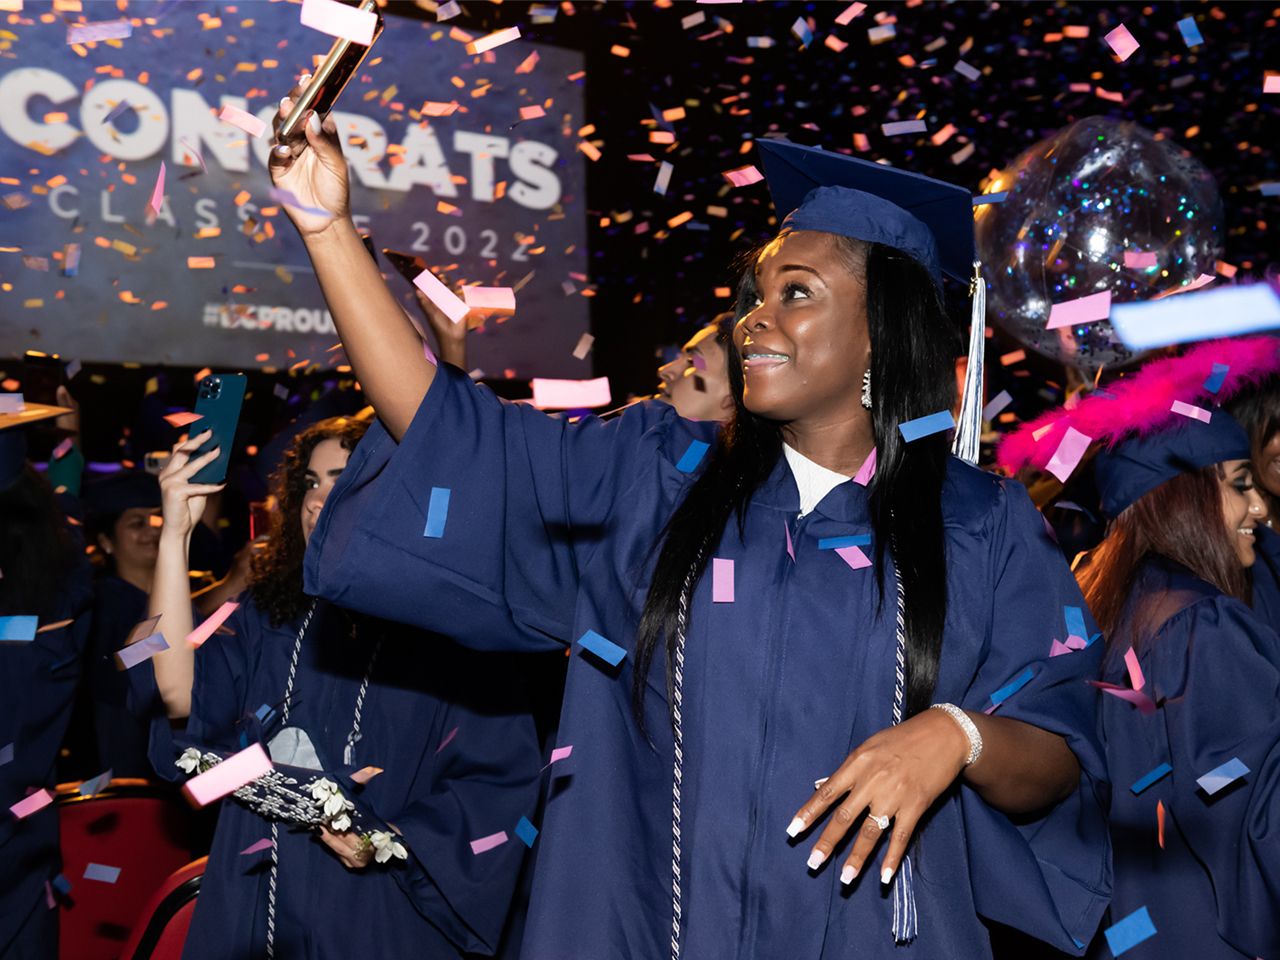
(269, 87, 435, 439)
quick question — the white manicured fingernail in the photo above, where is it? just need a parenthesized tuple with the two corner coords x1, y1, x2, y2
(880, 867, 893, 885)
(806, 849, 826, 870)
(279, 96, 288, 108)
(786, 817, 806, 838)
(840, 865, 857, 885)
(273, 144, 290, 157)
(813, 776, 829, 789)
(307, 112, 321, 134)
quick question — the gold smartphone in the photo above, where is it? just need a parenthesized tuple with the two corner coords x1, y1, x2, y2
(276, 0, 385, 144)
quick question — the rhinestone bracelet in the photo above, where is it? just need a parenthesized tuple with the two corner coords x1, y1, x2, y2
(930, 702, 983, 767)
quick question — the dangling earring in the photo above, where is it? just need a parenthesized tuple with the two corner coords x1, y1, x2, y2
(861, 369, 873, 410)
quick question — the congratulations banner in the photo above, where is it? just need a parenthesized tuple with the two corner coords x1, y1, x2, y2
(0, 1, 588, 377)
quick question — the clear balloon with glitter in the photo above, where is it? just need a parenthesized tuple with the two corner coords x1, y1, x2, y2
(975, 117, 1224, 377)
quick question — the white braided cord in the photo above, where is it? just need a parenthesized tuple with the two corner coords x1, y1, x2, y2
(889, 550, 919, 943)
(670, 563, 697, 960)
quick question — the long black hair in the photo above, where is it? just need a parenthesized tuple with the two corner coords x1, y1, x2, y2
(633, 235, 957, 725)
(0, 466, 78, 619)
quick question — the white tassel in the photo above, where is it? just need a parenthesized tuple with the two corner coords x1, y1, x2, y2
(951, 260, 986, 466)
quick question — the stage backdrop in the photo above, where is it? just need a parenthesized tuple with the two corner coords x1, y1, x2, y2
(0, 2, 589, 378)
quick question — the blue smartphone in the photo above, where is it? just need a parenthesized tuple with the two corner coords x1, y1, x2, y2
(190, 373, 247, 484)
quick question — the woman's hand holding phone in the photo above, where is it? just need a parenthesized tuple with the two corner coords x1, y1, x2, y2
(268, 76, 351, 238)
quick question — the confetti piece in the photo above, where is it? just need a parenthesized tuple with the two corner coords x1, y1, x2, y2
(722, 165, 764, 187)
(784, 519, 795, 562)
(66, 18, 132, 44)
(269, 188, 330, 220)
(1045, 427, 1092, 484)
(115, 633, 169, 670)
(467, 26, 521, 55)
(515, 816, 539, 847)
(0, 616, 38, 642)
(982, 390, 1012, 421)
(1104, 906, 1157, 956)
(1049, 640, 1074, 657)
(299, 0, 377, 46)
(1203, 363, 1230, 394)
(654, 161, 674, 196)
(461, 287, 516, 311)
(818, 535, 871, 549)
(852, 448, 876, 486)
(1176, 17, 1203, 48)
(834, 2, 866, 25)
(882, 120, 927, 137)
(423, 487, 450, 539)
(834, 545, 872, 570)
(351, 766, 383, 784)
(954, 60, 981, 81)
(867, 23, 895, 44)
(413, 268, 470, 325)
(1047, 290, 1112, 329)
(186, 257, 215, 270)
(548, 745, 573, 766)
(1104, 24, 1140, 62)
(83, 863, 121, 884)
(469, 831, 508, 855)
(183, 743, 272, 808)
(1170, 400, 1211, 423)
(1197, 757, 1249, 795)
(163, 411, 203, 428)
(147, 161, 166, 220)
(790, 17, 813, 48)
(519, 104, 546, 121)
(989, 666, 1034, 706)
(899, 410, 954, 442)
(63, 244, 80, 278)
(1112, 285, 1280, 350)
(10, 789, 54, 819)
(435, 726, 459, 754)
(436, 0, 460, 20)
(572, 333, 595, 360)
(1156, 799, 1166, 848)
(1089, 680, 1157, 715)
(1123, 250, 1158, 270)
(676, 439, 711, 473)
(681, 11, 706, 29)
(1064, 606, 1088, 641)
(531, 377, 611, 410)
(1123, 646, 1145, 690)
(1265, 75, 1280, 95)
(218, 104, 266, 140)
(240, 838, 273, 855)
(50, 874, 70, 896)
(102, 101, 133, 126)
(712, 558, 734, 603)
(51, 438, 73, 461)
(577, 629, 626, 667)
(972, 191, 1007, 206)
(1130, 763, 1172, 795)
(0, 743, 11, 767)
(185, 601, 239, 649)
(0, 394, 24, 414)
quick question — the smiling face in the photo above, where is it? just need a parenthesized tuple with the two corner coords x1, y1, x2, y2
(1254, 429, 1280, 501)
(300, 438, 352, 546)
(733, 230, 871, 425)
(1219, 459, 1268, 567)
(656, 322, 733, 422)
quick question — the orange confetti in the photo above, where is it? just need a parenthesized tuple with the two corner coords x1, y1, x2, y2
(667, 211, 693, 229)
(610, 44, 630, 57)
(577, 141, 601, 161)
(233, 190, 251, 206)
(187, 256, 215, 269)
(1156, 799, 1165, 849)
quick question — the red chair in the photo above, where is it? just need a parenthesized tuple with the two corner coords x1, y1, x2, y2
(119, 858, 206, 960)
(56, 778, 199, 960)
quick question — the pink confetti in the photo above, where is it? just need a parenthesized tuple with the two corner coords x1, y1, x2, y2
(519, 104, 546, 121)
(1266, 75, 1280, 95)
(413, 268, 470, 324)
(1124, 250, 1158, 269)
(147, 161, 165, 220)
(1089, 680, 1156, 715)
(1104, 24, 1140, 62)
(549, 745, 573, 765)
(350, 766, 383, 784)
(66, 18, 133, 44)
(240, 838, 273, 856)
(467, 26, 521, 55)
(436, 726, 459, 754)
(163, 411, 203, 429)
(10, 788, 54, 820)
(178, 137, 206, 173)
(299, 0, 377, 45)
(712, 558, 734, 603)
(218, 104, 266, 140)
(185, 601, 239, 649)
(469, 831, 509, 855)
(115, 632, 169, 670)
(835, 2, 866, 25)
(835, 545, 872, 570)
(1065, 634, 1088, 650)
(1047, 290, 1112, 329)
(183, 743, 272, 807)
(52, 438, 73, 460)
(572, 333, 595, 360)
(1123, 647, 1146, 691)
(722, 164, 764, 187)
(514, 50, 540, 74)
(1045, 426, 1092, 484)
(1170, 400, 1211, 423)
(1049, 639, 1075, 657)
(269, 187, 330, 220)
(853, 448, 876, 486)
(531, 377, 611, 410)
(460, 286, 517, 311)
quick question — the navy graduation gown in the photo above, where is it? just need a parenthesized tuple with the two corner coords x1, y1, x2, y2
(1089, 559, 1280, 960)
(0, 534, 93, 958)
(1248, 523, 1280, 632)
(305, 363, 1112, 959)
(83, 576, 153, 777)
(131, 596, 541, 959)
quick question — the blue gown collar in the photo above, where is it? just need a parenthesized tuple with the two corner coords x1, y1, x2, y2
(754, 451, 871, 523)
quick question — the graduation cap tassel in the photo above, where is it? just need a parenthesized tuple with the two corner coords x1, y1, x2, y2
(951, 261, 986, 466)
(888, 542, 919, 944)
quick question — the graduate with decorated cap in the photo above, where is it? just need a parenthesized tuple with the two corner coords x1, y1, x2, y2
(0, 406, 92, 960)
(999, 337, 1280, 960)
(271, 87, 1110, 958)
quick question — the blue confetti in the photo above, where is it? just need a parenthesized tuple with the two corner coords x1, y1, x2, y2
(0, 742, 12, 767)
(1130, 762, 1172, 795)
(1203, 362, 1230, 393)
(1176, 16, 1203, 48)
(1064, 605, 1088, 640)
(78, 769, 113, 797)
(423, 487, 451, 539)
(790, 16, 812, 48)
(1104, 906, 1157, 956)
(51, 874, 71, 896)
(898, 410, 955, 443)
(972, 191, 1008, 206)
(83, 863, 121, 884)
(578, 629, 626, 667)
(1197, 756, 1249, 796)
(0, 616, 38, 642)
(675, 440, 710, 473)
(989, 666, 1034, 706)
(515, 816, 539, 848)
(1261, 182, 1280, 197)
(817, 535, 872, 549)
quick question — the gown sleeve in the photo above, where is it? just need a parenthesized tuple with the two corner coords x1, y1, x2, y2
(1147, 597, 1280, 959)
(305, 362, 696, 652)
(956, 481, 1111, 955)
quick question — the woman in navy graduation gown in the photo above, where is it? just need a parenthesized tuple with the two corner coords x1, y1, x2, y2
(0, 419, 93, 960)
(1001, 340, 1280, 960)
(271, 98, 1110, 959)
(130, 416, 541, 959)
